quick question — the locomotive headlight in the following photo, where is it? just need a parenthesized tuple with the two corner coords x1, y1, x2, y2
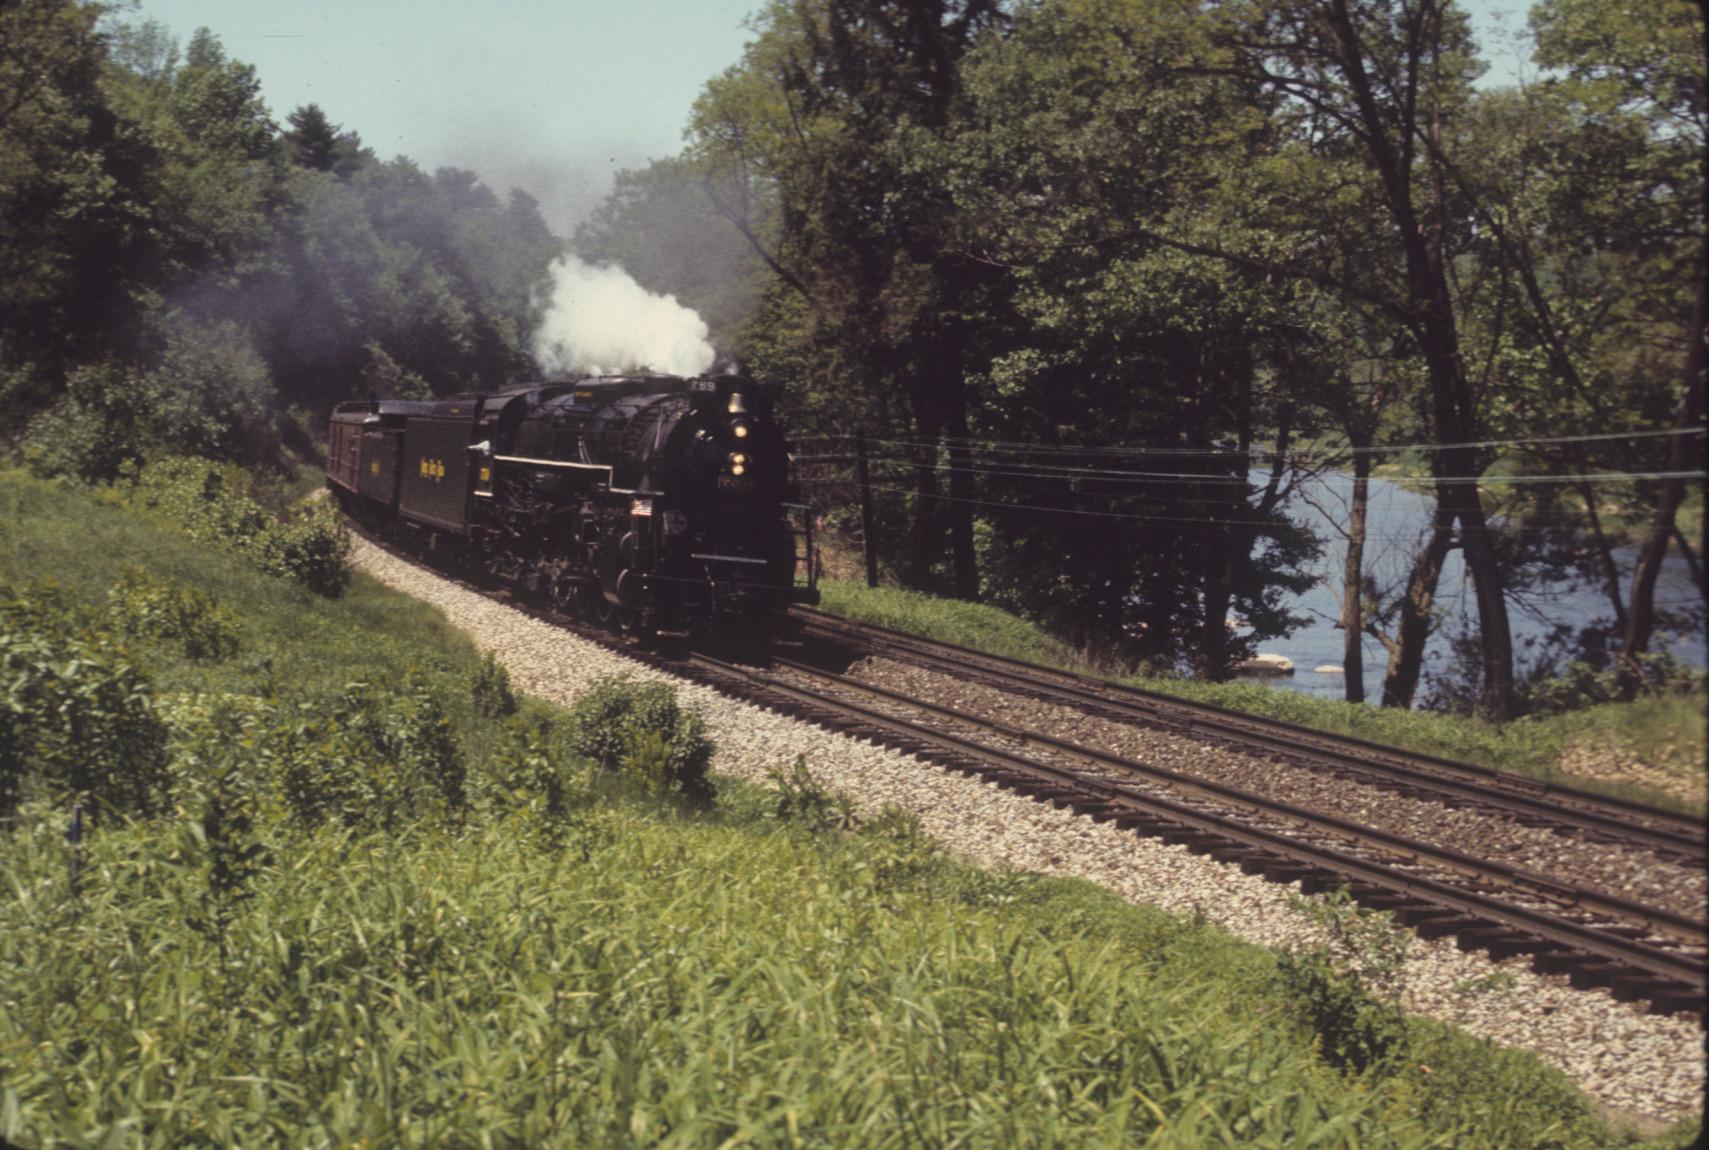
(733, 421, 750, 439)
(731, 464, 746, 476)
(731, 453, 747, 465)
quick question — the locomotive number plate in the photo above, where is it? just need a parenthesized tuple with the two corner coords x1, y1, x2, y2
(717, 476, 755, 491)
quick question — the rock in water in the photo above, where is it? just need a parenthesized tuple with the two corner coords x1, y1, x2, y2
(1236, 652, 1294, 676)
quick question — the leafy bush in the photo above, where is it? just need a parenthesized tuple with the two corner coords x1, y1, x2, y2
(130, 455, 272, 547)
(139, 313, 276, 464)
(252, 500, 351, 596)
(0, 585, 170, 821)
(108, 567, 240, 661)
(470, 651, 517, 718)
(768, 754, 856, 832)
(167, 700, 272, 950)
(161, 678, 467, 833)
(480, 716, 587, 842)
(1275, 890, 1412, 1075)
(1523, 652, 1706, 716)
(855, 804, 939, 894)
(287, 679, 466, 829)
(129, 456, 350, 596)
(21, 360, 150, 483)
(567, 674, 714, 804)
(21, 317, 277, 482)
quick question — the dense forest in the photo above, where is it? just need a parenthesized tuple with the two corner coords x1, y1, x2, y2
(3, 0, 1703, 719)
(0, 3, 563, 472)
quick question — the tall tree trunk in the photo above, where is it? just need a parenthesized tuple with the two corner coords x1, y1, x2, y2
(1576, 474, 1628, 631)
(905, 378, 943, 591)
(943, 361, 980, 601)
(1327, 0, 1516, 717)
(1442, 473, 1515, 718)
(1381, 498, 1454, 708)
(1617, 252, 1708, 689)
(1342, 451, 1372, 704)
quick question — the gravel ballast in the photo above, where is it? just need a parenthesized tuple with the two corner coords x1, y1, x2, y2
(350, 538, 1706, 1123)
(840, 656, 1708, 916)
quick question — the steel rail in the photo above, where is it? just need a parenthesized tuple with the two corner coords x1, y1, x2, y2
(692, 653, 1704, 1009)
(793, 608, 1707, 851)
(766, 653, 1706, 947)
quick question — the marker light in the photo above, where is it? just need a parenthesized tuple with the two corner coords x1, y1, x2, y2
(731, 464, 746, 476)
(731, 453, 748, 465)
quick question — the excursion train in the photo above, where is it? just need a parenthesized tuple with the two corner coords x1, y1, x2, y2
(325, 372, 818, 640)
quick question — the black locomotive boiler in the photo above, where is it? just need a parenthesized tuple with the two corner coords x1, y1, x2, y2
(326, 373, 818, 639)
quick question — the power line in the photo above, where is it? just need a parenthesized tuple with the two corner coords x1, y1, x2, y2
(849, 425, 1705, 460)
(833, 454, 1709, 487)
(804, 477, 1696, 539)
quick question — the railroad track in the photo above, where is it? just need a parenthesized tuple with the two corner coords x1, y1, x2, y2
(350, 530, 1707, 1018)
(675, 650, 1705, 1019)
(793, 608, 1707, 864)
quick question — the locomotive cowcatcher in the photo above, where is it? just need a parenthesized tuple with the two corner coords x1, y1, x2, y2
(326, 373, 818, 640)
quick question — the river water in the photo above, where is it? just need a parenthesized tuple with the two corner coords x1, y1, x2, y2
(1242, 474, 1706, 702)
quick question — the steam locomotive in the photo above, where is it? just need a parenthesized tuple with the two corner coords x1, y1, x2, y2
(326, 373, 818, 640)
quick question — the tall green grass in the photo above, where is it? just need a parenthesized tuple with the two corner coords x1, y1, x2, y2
(0, 471, 1695, 1147)
(2, 801, 1671, 1148)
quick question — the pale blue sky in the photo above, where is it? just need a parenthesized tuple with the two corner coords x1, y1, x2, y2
(134, 0, 1534, 240)
(135, 0, 761, 236)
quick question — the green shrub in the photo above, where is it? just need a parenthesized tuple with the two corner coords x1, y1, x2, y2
(768, 754, 856, 832)
(130, 456, 272, 547)
(163, 679, 467, 832)
(108, 567, 240, 661)
(567, 675, 714, 804)
(470, 651, 517, 718)
(21, 360, 149, 483)
(291, 679, 466, 829)
(0, 585, 170, 821)
(855, 804, 939, 894)
(481, 716, 587, 843)
(139, 313, 276, 465)
(20, 317, 277, 483)
(252, 500, 351, 596)
(129, 456, 351, 597)
(167, 700, 272, 951)
(1275, 890, 1413, 1075)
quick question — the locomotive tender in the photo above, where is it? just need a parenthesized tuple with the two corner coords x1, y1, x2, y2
(326, 373, 817, 639)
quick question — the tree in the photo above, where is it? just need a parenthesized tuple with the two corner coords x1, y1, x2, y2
(1164, 0, 1521, 715)
(1528, 0, 1707, 684)
(936, 0, 1322, 674)
(690, 0, 1005, 598)
(0, 0, 146, 386)
(283, 103, 368, 178)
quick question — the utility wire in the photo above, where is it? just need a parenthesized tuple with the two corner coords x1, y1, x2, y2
(805, 477, 1689, 538)
(842, 455, 1709, 487)
(848, 425, 1704, 459)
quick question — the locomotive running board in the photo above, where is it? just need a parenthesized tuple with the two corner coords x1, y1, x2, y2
(691, 553, 768, 565)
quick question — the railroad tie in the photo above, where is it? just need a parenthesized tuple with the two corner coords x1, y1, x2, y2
(1451, 926, 1533, 961)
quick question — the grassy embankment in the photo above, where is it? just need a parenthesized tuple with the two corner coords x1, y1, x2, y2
(815, 581, 1708, 813)
(0, 469, 1698, 1147)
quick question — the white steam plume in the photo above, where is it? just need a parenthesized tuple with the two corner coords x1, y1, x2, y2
(532, 257, 715, 377)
